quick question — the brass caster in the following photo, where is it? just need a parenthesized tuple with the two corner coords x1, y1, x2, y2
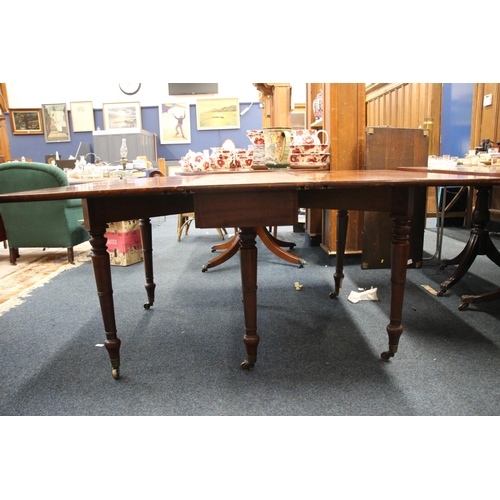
(380, 351, 394, 361)
(439, 263, 447, 270)
(459, 302, 469, 311)
(240, 360, 255, 371)
(437, 289, 446, 297)
(202, 265, 209, 272)
(144, 302, 151, 310)
(112, 368, 120, 380)
(298, 260, 306, 268)
(329, 291, 339, 299)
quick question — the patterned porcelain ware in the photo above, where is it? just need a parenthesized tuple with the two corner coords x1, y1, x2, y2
(246, 130, 265, 145)
(264, 127, 292, 169)
(291, 129, 329, 146)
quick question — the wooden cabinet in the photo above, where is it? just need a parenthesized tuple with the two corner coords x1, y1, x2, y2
(362, 127, 429, 269)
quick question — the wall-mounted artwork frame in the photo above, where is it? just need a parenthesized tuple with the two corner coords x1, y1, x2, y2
(9, 108, 44, 135)
(70, 101, 95, 132)
(102, 102, 142, 130)
(41, 103, 71, 143)
(196, 98, 240, 130)
(159, 103, 191, 144)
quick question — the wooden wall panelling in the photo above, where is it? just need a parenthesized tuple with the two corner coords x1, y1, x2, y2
(0, 116, 10, 162)
(366, 83, 441, 155)
(366, 83, 442, 216)
(0, 84, 10, 162)
(471, 83, 500, 219)
(0, 84, 8, 113)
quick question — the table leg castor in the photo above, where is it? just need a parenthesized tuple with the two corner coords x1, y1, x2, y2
(240, 360, 255, 370)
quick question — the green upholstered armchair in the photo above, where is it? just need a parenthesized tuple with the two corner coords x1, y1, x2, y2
(0, 161, 90, 265)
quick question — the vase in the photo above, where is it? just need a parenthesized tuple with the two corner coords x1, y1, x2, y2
(312, 89, 323, 122)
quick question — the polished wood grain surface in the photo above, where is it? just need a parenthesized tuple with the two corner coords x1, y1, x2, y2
(1, 169, 500, 202)
(399, 165, 500, 177)
(4, 169, 500, 379)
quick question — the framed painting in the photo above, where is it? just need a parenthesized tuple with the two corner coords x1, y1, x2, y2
(159, 103, 191, 144)
(41, 103, 71, 143)
(103, 102, 142, 130)
(70, 101, 95, 132)
(9, 108, 44, 135)
(196, 98, 240, 130)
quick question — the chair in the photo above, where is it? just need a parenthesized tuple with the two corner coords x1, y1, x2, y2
(177, 213, 227, 242)
(0, 213, 7, 248)
(0, 161, 90, 265)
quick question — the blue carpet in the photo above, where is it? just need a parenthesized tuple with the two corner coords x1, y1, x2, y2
(1, 217, 500, 416)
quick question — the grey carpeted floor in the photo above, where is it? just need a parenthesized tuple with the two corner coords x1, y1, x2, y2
(1, 216, 500, 416)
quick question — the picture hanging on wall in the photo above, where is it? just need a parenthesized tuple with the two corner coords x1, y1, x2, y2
(196, 98, 240, 130)
(9, 108, 44, 135)
(70, 101, 95, 132)
(102, 102, 142, 130)
(41, 103, 71, 143)
(159, 103, 191, 144)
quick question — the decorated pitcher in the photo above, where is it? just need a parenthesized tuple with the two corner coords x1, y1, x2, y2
(263, 127, 292, 169)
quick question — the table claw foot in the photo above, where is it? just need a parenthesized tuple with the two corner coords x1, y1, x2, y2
(298, 259, 306, 268)
(202, 264, 210, 272)
(458, 302, 469, 311)
(240, 359, 255, 370)
(112, 368, 120, 380)
(437, 287, 447, 297)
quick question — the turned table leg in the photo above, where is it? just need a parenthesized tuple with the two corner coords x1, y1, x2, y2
(88, 225, 121, 379)
(330, 209, 348, 298)
(238, 227, 260, 370)
(381, 214, 411, 360)
(140, 218, 156, 309)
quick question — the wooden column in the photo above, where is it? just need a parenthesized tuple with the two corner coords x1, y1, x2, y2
(319, 83, 366, 254)
(0, 83, 11, 163)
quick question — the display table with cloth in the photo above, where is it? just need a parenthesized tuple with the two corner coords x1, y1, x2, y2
(1, 169, 499, 380)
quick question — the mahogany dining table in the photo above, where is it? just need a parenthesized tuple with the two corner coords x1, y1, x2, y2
(399, 164, 500, 309)
(2, 168, 499, 379)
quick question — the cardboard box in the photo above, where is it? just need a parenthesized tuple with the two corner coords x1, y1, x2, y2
(106, 219, 141, 233)
(104, 228, 143, 266)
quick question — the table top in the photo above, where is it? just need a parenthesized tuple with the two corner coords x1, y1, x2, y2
(2, 169, 500, 203)
(399, 165, 500, 178)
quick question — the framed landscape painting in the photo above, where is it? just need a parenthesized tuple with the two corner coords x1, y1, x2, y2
(196, 98, 240, 130)
(103, 102, 142, 130)
(9, 108, 44, 135)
